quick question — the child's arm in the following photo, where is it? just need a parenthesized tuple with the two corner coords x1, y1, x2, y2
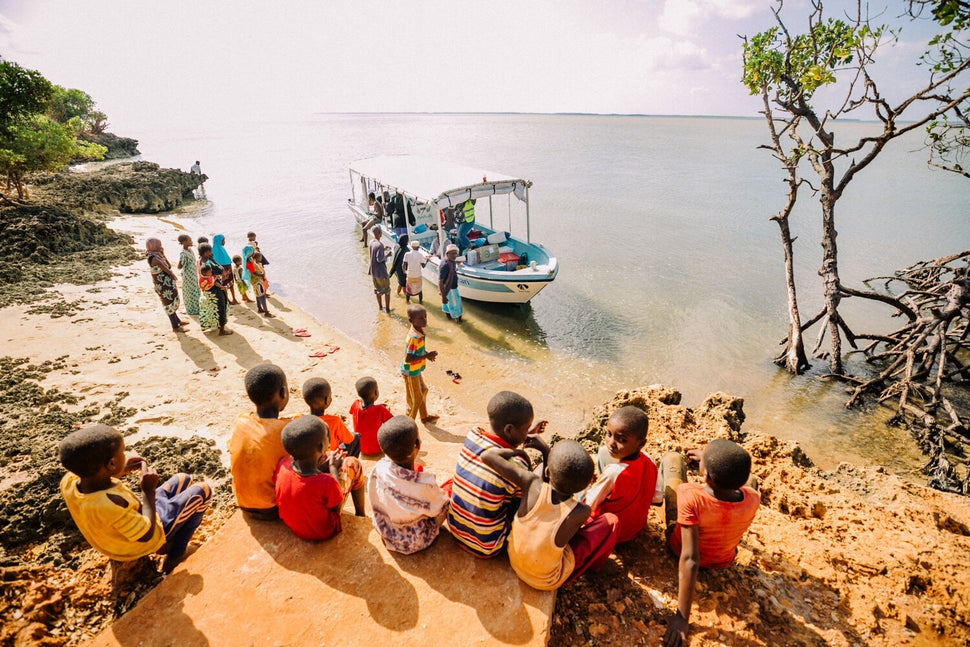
(664, 524, 700, 647)
(481, 447, 540, 513)
(136, 461, 160, 542)
(553, 501, 592, 548)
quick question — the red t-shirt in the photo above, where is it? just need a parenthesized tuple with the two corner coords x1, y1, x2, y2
(586, 452, 658, 543)
(349, 401, 393, 455)
(274, 458, 343, 541)
(668, 482, 760, 569)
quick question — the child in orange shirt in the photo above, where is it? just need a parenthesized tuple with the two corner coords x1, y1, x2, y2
(302, 377, 360, 458)
(228, 363, 294, 520)
(349, 376, 393, 455)
(661, 439, 760, 646)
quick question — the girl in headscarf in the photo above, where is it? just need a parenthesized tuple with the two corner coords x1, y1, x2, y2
(146, 238, 187, 332)
(176, 234, 200, 316)
(390, 235, 409, 297)
(211, 234, 239, 305)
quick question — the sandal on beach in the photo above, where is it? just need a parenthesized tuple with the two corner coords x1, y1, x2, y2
(294, 331, 311, 338)
(309, 350, 328, 358)
(292, 328, 307, 333)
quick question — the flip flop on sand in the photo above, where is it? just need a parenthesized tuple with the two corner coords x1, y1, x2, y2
(292, 328, 307, 333)
(294, 331, 311, 338)
(308, 346, 340, 358)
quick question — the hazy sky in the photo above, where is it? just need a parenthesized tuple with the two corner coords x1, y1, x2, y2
(0, 0, 944, 131)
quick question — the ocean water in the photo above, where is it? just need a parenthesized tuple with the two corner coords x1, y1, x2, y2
(131, 113, 969, 473)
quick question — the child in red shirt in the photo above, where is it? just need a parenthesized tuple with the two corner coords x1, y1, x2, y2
(660, 439, 760, 647)
(349, 376, 393, 455)
(583, 406, 661, 543)
(274, 416, 366, 541)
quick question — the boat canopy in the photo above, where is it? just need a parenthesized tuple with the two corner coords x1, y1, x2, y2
(350, 155, 531, 209)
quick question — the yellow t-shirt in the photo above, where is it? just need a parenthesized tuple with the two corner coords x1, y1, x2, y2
(228, 411, 293, 510)
(59, 473, 165, 561)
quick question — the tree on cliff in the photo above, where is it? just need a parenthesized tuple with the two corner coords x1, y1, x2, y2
(47, 86, 95, 125)
(0, 60, 106, 199)
(743, 0, 970, 376)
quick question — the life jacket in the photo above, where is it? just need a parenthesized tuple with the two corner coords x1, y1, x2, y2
(463, 200, 475, 223)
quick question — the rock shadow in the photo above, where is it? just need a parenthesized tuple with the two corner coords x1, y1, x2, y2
(388, 533, 538, 644)
(105, 570, 209, 647)
(244, 516, 420, 631)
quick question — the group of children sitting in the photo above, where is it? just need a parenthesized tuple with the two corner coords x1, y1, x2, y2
(59, 355, 759, 644)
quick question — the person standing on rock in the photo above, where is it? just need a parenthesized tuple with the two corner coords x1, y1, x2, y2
(146, 238, 188, 333)
(190, 160, 205, 197)
(176, 234, 200, 316)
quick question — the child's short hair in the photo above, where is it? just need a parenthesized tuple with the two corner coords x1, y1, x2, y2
(704, 439, 752, 490)
(197, 236, 209, 245)
(247, 231, 256, 239)
(198, 243, 212, 256)
(200, 264, 212, 275)
(355, 376, 377, 399)
(406, 304, 425, 321)
(59, 425, 123, 478)
(302, 377, 331, 405)
(546, 440, 594, 496)
(244, 363, 287, 406)
(178, 234, 191, 244)
(281, 416, 329, 462)
(487, 391, 534, 433)
(377, 415, 418, 463)
(232, 254, 242, 263)
(609, 406, 649, 440)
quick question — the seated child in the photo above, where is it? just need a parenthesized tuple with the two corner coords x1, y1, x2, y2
(349, 376, 393, 455)
(275, 415, 366, 541)
(232, 255, 253, 302)
(661, 439, 761, 647)
(303, 377, 360, 457)
(583, 406, 661, 543)
(228, 363, 294, 520)
(481, 439, 620, 590)
(446, 391, 547, 558)
(368, 416, 450, 554)
(59, 424, 211, 573)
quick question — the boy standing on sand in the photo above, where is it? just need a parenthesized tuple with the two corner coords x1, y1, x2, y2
(59, 425, 211, 573)
(302, 377, 361, 457)
(446, 391, 548, 558)
(369, 416, 450, 554)
(401, 304, 438, 424)
(482, 439, 620, 590)
(228, 363, 294, 520)
(275, 416, 365, 541)
(661, 439, 760, 647)
(583, 406, 662, 543)
(349, 376, 393, 455)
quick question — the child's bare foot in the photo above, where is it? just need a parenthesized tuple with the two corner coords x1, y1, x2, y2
(422, 415, 440, 424)
(219, 328, 234, 336)
(243, 297, 254, 302)
(230, 300, 240, 305)
(262, 311, 275, 318)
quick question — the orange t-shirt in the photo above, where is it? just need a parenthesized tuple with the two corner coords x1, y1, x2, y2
(318, 414, 354, 450)
(668, 482, 760, 569)
(228, 411, 293, 510)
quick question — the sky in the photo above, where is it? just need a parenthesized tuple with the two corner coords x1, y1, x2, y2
(0, 0, 946, 132)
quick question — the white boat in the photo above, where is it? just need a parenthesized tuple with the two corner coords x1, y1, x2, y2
(348, 155, 558, 305)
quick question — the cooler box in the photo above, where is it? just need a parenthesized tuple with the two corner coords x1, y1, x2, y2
(498, 251, 519, 270)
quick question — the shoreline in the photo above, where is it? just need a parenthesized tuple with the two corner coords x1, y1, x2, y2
(3, 213, 970, 645)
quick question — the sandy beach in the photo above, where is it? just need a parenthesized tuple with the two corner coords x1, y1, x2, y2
(4, 213, 970, 646)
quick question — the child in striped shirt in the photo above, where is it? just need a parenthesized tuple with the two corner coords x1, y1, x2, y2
(446, 391, 548, 558)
